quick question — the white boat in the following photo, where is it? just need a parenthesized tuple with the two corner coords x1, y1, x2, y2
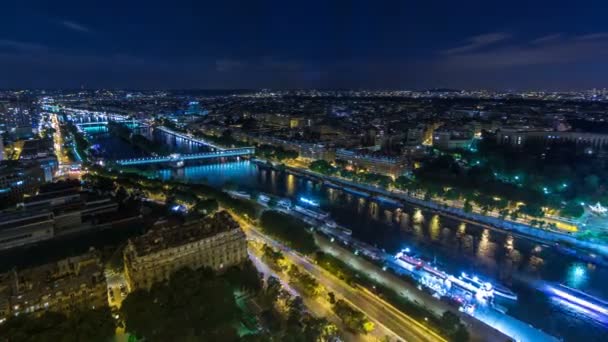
(227, 190, 251, 200)
(460, 273, 518, 301)
(323, 220, 353, 235)
(277, 199, 292, 210)
(294, 205, 329, 220)
(257, 194, 271, 206)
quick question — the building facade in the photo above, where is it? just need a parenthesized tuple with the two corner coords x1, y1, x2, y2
(336, 148, 408, 177)
(496, 129, 608, 149)
(0, 249, 106, 321)
(432, 128, 474, 150)
(0, 187, 119, 251)
(124, 211, 247, 291)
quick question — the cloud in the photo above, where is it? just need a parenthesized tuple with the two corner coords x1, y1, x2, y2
(442, 32, 511, 55)
(438, 32, 608, 70)
(576, 32, 608, 41)
(0, 39, 47, 51)
(531, 34, 562, 44)
(62, 20, 91, 33)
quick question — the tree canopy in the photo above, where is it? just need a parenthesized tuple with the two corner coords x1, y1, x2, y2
(120, 267, 241, 342)
(0, 307, 115, 342)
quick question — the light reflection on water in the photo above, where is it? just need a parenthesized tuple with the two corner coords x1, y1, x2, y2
(565, 263, 591, 288)
(145, 160, 608, 341)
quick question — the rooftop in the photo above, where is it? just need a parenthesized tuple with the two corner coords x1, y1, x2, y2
(0, 249, 104, 305)
(129, 211, 241, 257)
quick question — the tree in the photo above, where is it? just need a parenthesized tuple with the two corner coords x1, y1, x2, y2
(193, 198, 219, 215)
(302, 316, 339, 342)
(120, 267, 240, 342)
(260, 211, 318, 255)
(561, 202, 584, 218)
(287, 296, 305, 327)
(328, 291, 336, 304)
(309, 160, 336, 175)
(224, 260, 262, 294)
(439, 311, 469, 342)
(519, 203, 544, 218)
(332, 299, 374, 334)
(463, 200, 473, 213)
(265, 276, 282, 304)
(288, 265, 320, 297)
(0, 307, 115, 342)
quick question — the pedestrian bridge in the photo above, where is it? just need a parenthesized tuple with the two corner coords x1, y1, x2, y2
(114, 147, 255, 166)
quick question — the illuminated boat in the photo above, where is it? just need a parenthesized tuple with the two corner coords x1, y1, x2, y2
(343, 187, 371, 198)
(395, 249, 428, 272)
(299, 197, 320, 207)
(548, 284, 608, 316)
(257, 194, 271, 206)
(374, 196, 401, 206)
(395, 248, 517, 301)
(460, 273, 518, 301)
(227, 190, 251, 200)
(324, 181, 340, 189)
(293, 205, 329, 220)
(323, 220, 352, 235)
(277, 199, 292, 210)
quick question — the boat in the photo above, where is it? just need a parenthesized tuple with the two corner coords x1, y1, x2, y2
(395, 248, 517, 301)
(293, 205, 329, 220)
(299, 197, 320, 207)
(547, 284, 608, 316)
(257, 194, 271, 206)
(395, 249, 426, 271)
(374, 196, 401, 206)
(343, 187, 371, 198)
(277, 199, 292, 210)
(227, 190, 251, 200)
(323, 220, 353, 235)
(460, 273, 518, 301)
(324, 181, 341, 189)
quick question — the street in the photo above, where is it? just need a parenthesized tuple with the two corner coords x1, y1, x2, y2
(233, 212, 446, 342)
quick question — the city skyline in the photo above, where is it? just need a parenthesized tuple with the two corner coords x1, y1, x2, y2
(2, 2, 608, 341)
(2, 0, 608, 90)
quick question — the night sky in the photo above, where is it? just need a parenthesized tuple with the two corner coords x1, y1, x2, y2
(2, 0, 608, 90)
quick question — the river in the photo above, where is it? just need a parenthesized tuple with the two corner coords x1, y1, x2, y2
(87, 130, 608, 341)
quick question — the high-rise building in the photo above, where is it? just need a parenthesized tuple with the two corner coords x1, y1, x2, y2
(124, 211, 247, 291)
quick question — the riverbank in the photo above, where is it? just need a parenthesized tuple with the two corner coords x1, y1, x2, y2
(314, 234, 557, 342)
(254, 161, 608, 259)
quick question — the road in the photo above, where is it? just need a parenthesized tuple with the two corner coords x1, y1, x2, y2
(315, 235, 554, 342)
(233, 213, 446, 342)
(248, 251, 369, 342)
(50, 113, 83, 179)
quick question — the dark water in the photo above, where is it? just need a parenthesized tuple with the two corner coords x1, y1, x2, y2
(86, 126, 211, 158)
(88, 130, 608, 341)
(156, 161, 608, 341)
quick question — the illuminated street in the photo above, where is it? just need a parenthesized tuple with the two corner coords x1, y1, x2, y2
(233, 211, 447, 342)
(248, 252, 371, 342)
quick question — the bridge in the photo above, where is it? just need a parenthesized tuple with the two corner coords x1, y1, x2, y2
(76, 121, 140, 126)
(155, 126, 224, 150)
(64, 108, 130, 124)
(114, 147, 255, 166)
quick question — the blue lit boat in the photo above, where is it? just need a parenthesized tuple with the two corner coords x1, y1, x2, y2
(460, 273, 518, 301)
(547, 284, 608, 316)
